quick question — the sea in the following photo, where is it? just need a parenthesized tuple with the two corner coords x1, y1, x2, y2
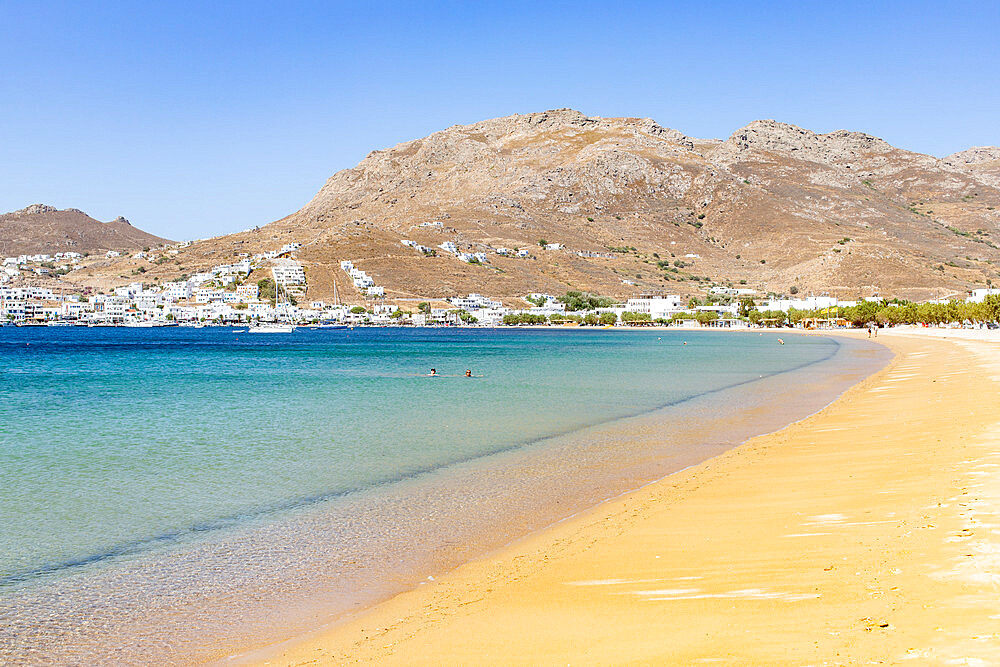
(0, 326, 890, 664)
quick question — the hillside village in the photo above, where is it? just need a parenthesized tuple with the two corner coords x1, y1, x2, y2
(5, 236, 1000, 328)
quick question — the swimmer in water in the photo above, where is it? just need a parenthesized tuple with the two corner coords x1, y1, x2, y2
(429, 368, 437, 376)
(777, 338, 785, 345)
(465, 370, 472, 377)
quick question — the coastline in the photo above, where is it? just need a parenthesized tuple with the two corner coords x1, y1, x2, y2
(1, 329, 882, 665)
(256, 329, 1000, 665)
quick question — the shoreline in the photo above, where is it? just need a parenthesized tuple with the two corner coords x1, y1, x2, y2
(1, 329, 881, 665)
(256, 329, 1000, 665)
(216, 332, 886, 664)
(230, 331, 888, 665)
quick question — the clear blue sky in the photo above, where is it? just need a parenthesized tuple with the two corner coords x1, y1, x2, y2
(1, 1, 997, 241)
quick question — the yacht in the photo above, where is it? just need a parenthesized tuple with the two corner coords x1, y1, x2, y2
(247, 323, 295, 333)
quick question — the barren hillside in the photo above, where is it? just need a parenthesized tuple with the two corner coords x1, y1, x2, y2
(56, 111, 1000, 303)
(1, 205, 170, 256)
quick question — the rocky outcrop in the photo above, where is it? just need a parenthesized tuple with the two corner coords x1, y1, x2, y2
(944, 147, 1000, 188)
(13, 204, 59, 216)
(714, 120, 894, 164)
(945, 146, 1000, 165)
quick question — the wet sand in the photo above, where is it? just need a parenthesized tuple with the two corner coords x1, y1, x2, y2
(258, 330, 1000, 665)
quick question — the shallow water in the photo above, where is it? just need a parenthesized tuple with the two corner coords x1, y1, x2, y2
(0, 327, 889, 663)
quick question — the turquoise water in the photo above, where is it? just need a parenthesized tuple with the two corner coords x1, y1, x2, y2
(0, 327, 889, 663)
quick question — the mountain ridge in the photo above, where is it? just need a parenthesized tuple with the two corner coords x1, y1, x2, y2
(30, 110, 1000, 303)
(0, 205, 171, 256)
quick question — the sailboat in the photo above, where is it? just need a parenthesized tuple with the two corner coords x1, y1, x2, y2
(318, 275, 348, 329)
(247, 280, 295, 333)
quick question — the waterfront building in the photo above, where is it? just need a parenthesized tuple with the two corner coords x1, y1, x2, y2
(762, 296, 839, 312)
(624, 294, 684, 320)
(967, 288, 1000, 303)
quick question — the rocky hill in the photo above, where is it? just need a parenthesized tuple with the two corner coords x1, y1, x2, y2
(63, 110, 1000, 303)
(944, 146, 1000, 189)
(0, 205, 171, 256)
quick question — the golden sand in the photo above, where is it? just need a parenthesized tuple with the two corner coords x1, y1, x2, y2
(260, 331, 1000, 665)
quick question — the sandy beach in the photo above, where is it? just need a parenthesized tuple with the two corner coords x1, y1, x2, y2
(258, 329, 1000, 665)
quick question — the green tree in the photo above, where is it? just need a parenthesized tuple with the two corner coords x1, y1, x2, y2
(981, 294, 1000, 323)
(599, 312, 618, 325)
(557, 291, 616, 311)
(257, 278, 276, 304)
(737, 297, 756, 318)
(526, 295, 547, 307)
(503, 313, 549, 325)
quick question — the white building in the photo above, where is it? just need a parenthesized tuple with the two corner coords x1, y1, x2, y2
(761, 296, 839, 312)
(164, 282, 194, 301)
(449, 294, 503, 310)
(272, 260, 305, 285)
(0, 299, 25, 321)
(195, 288, 226, 303)
(236, 284, 259, 299)
(473, 308, 507, 326)
(113, 282, 145, 298)
(623, 294, 683, 319)
(967, 288, 1000, 303)
(94, 296, 129, 321)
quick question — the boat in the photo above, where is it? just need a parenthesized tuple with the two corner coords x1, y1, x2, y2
(246, 323, 294, 333)
(316, 279, 349, 328)
(246, 281, 296, 333)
